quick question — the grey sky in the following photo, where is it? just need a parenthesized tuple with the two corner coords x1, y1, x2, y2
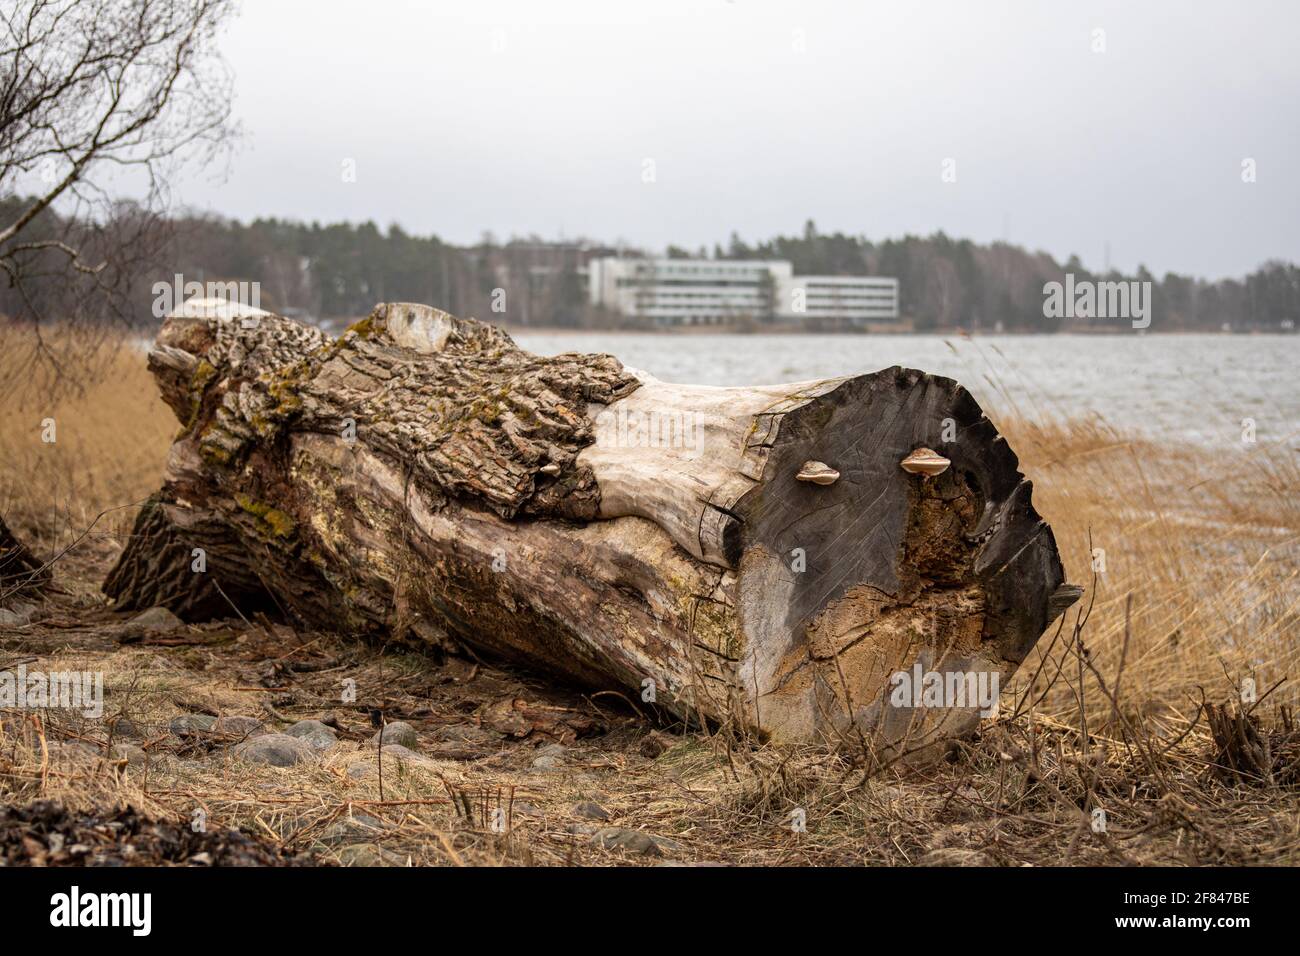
(174, 0, 1298, 279)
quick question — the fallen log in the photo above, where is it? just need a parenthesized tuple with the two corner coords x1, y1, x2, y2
(105, 301, 1080, 750)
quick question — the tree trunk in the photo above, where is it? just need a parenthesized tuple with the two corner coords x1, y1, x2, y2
(1, 515, 49, 607)
(104, 302, 1080, 750)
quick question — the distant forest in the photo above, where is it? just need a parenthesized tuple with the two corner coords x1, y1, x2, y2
(2, 199, 1297, 332)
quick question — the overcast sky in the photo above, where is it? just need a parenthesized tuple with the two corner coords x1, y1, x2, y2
(172, 0, 1298, 279)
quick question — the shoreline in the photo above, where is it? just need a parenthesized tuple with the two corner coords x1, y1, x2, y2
(498, 326, 1295, 337)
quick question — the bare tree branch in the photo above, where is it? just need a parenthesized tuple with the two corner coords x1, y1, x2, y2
(0, 0, 236, 393)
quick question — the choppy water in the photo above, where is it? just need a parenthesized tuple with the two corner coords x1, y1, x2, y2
(513, 332, 1299, 448)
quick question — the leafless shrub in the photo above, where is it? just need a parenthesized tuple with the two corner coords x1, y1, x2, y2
(0, 0, 236, 394)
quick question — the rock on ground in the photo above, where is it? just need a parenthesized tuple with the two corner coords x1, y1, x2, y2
(170, 714, 216, 735)
(431, 724, 498, 745)
(110, 717, 147, 739)
(131, 606, 184, 632)
(426, 723, 498, 759)
(378, 744, 435, 767)
(110, 743, 148, 768)
(572, 800, 611, 821)
(211, 716, 265, 737)
(0, 601, 37, 627)
(284, 719, 338, 751)
(531, 742, 567, 770)
(370, 722, 419, 749)
(232, 733, 314, 767)
(593, 827, 684, 857)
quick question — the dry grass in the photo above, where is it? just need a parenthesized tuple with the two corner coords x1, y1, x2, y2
(0, 326, 172, 552)
(1, 326, 1298, 866)
(1009, 417, 1299, 719)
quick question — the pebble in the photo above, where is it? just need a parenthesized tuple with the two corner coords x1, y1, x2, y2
(131, 606, 184, 632)
(428, 742, 491, 760)
(427, 724, 497, 758)
(379, 744, 434, 767)
(211, 716, 265, 737)
(572, 800, 611, 821)
(431, 724, 498, 745)
(369, 722, 418, 749)
(593, 827, 684, 857)
(284, 719, 338, 751)
(169, 715, 216, 735)
(531, 742, 567, 770)
(232, 733, 314, 767)
(0, 602, 36, 627)
(109, 717, 146, 739)
(110, 743, 148, 768)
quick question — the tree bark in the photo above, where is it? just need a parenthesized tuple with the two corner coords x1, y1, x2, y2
(104, 302, 1080, 750)
(1, 515, 49, 606)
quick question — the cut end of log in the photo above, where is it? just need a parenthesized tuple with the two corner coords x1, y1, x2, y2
(367, 302, 458, 353)
(167, 297, 270, 322)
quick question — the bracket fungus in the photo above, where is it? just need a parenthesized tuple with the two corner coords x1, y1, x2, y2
(900, 447, 951, 476)
(796, 460, 841, 485)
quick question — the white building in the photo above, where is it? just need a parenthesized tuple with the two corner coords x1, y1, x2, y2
(588, 256, 897, 326)
(776, 274, 900, 323)
(589, 258, 790, 326)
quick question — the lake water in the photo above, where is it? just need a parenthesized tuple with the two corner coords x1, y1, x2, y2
(513, 332, 1299, 448)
